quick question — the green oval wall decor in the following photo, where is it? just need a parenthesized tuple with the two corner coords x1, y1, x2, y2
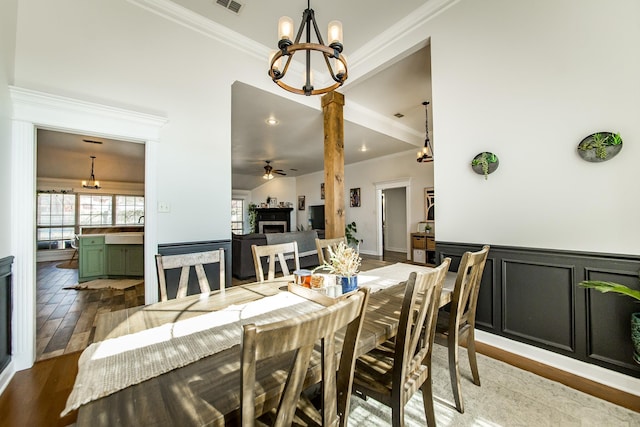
(471, 152, 499, 180)
(577, 132, 623, 163)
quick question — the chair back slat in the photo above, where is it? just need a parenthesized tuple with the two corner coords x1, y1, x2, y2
(155, 249, 225, 301)
(241, 288, 369, 427)
(393, 259, 450, 394)
(251, 241, 300, 282)
(450, 245, 490, 331)
(315, 236, 347, 265)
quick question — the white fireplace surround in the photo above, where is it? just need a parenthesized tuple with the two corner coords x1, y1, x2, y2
(259, 221, 287, 233)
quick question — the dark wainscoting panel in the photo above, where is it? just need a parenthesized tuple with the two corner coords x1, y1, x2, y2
(157, 240, 231, 300)
(0, 256, 14, 375)
(436, 242, 640, 378)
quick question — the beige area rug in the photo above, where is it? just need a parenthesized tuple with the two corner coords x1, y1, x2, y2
(56, 260, 78, 269)
(64, 278, 143, 291)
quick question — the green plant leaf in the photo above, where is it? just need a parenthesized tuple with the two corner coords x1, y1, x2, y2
(579, 281, 640, 302)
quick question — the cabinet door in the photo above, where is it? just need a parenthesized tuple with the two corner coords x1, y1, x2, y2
(125, 245, 144, 276)
(80, 246, 104, 279)
(106, 245, 126, 275)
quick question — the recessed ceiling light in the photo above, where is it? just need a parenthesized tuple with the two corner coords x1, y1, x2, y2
(265, 118, 279, 126)
(394, 113, 404, 118)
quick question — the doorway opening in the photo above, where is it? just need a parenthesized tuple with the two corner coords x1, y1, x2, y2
(34, 129, 146, 361)
(374, 178, 412, 259)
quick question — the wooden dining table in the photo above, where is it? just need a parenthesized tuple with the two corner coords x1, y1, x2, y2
(75, 263, 455, 426)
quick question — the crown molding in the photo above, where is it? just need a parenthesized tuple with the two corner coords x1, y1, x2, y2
(10, 86, 168, 141)
(127, 0, 269, 61)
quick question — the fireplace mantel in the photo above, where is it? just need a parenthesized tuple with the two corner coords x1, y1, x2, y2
(255, 208, 293, 233)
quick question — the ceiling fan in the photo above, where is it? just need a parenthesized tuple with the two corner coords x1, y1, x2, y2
(263, 160, 286, 180)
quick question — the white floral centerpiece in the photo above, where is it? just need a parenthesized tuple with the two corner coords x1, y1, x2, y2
(315, 242, 361, 293)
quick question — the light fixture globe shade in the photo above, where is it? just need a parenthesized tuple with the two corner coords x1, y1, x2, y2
(278, 16, 294, 41)
(327, 20, 343, 46)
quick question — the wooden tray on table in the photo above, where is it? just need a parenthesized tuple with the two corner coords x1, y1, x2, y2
(287, 282, 358, 306)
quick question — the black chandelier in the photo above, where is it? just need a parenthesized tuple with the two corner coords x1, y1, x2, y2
(82, 155, 101, 189)
(268, 0, 347, 96)
(417, 101, 433, 163)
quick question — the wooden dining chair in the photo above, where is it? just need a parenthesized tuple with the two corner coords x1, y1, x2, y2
(435, 245, 489, 414)
(155, 249, 225, 302)
(240, 288, 370, 427)
(352, 258, 451, 427)
(251, 241, 300, 282)
(314, 236, 347, 265)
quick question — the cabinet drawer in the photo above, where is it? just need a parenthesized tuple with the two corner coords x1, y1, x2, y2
(426, 237, 435, 251)
(80, 236, 104, 246)
(412, 236, 427, 249)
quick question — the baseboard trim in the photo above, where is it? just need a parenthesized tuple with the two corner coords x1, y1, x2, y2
(475, 330, 640, 412)
(0, 360, 15, 396)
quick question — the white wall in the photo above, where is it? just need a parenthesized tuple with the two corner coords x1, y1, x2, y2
(428, 0, 640, 255)
(12, 0, 253, 244)
(294, 150, 434, 253)
(0, 0, 17, 259)
(383, 187, 407, 252)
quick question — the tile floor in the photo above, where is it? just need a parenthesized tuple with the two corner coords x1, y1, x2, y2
(36, 261, 145, 361)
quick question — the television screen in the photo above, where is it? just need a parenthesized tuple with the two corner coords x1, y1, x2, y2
(309, 205, 325, 230)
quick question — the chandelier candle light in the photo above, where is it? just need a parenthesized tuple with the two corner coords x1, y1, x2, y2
(269, 0, 347, 96)
(82, 155, 101, 189)
(417, 101, 434, 163)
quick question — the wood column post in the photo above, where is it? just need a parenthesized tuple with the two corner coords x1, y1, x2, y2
(321, 91, 345, 239)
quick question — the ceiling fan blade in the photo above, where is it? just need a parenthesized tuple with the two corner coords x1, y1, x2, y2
(274, 170, 286, 176)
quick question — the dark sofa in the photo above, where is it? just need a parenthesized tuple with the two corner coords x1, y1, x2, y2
(232, 230, 321, 279)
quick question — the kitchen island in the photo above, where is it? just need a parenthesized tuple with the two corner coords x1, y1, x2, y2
(78, 232, 144, 282)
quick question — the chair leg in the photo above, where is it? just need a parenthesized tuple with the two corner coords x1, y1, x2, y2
(421, 375, 436, 427)
(466, 330, 481, 386)
(391, 400, 405, 427)
(448, 332, 464, 413)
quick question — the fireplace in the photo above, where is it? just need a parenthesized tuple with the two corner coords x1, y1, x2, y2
(255, 208, 293, 233)
(259, 221, 287, 233)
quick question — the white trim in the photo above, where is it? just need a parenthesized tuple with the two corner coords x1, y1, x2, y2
(127, 0, 268, 61)
(9, 86, 167, 370)
(475, 330, 640, 397)
(374, 178, 412, 257)
(0, 360, 15, 396)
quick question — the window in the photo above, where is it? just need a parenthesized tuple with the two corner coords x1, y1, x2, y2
(36, 192, 145, 250)
(79, 194, 113, 225)
(116, 195, 145, 224)
(231, 199, 244, 234)
(36, 193, 76, 249)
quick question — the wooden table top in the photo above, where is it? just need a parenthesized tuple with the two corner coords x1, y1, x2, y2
(78, 264, 455, 426)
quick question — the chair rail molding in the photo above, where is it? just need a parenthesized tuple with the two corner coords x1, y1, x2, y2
(10, 86, 167, 370)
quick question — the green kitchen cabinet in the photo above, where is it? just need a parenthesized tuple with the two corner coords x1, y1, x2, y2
(79, 236, 105, 282)
(106, 244, 144, 276)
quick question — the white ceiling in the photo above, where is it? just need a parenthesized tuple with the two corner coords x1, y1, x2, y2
(36, 129, 145, 183)
(36, 1, 434, 190)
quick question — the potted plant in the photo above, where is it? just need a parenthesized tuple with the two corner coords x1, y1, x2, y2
(577, 132, 623, 162)
(471, 152, 499, 180)
(579, 278, 640, 364)
(314, 241, 361, 293)
(345, 221, 361, 249)
(248, 203, 257, 233)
